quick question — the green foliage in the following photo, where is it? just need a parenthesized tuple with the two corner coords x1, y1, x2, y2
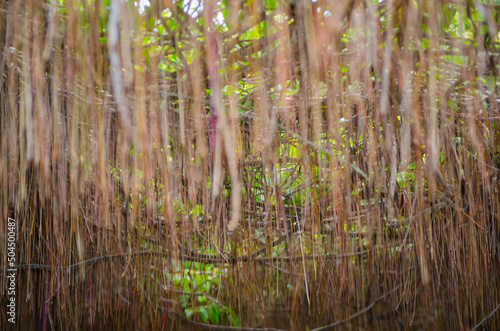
(168, 261, 240, 326)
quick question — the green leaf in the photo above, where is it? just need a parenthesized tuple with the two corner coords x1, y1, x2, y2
(209, 302, 220, 324)
(229, 311, 241, 326)
(266, 0, 277, 10)
(422, 37, 429, 49)
(184, 308, 194, 319)
(148, 17, 155, 29)
(183, 279, 191, 292)
(158, 24, 166, 35)
(199, 306, 208, 323)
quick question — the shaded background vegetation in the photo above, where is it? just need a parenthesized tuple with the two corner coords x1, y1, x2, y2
(1, 0, 499, 329)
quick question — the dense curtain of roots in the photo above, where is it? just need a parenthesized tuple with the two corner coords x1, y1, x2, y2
(1, 0, 499, 329)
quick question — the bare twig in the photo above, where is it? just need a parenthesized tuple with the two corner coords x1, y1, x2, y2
(471, 303, 500, 331)
(311, 286, 401, 330)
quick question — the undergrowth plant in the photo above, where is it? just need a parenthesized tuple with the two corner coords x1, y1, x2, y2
(0, 0, 499, 330)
